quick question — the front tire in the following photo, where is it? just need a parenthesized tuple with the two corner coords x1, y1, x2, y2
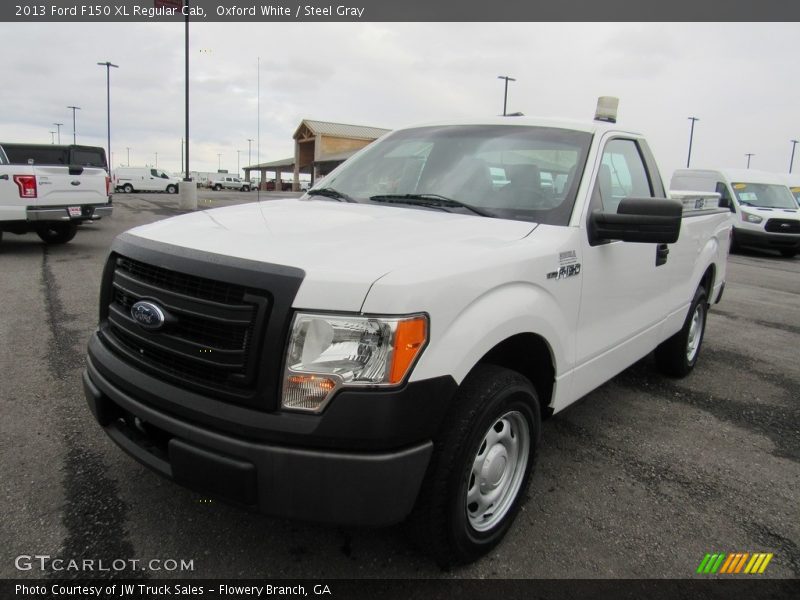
(655, 285, 708, 377)
(166, 184, 177, 194)
(410, 365, 540, 568)
(36, 222, 78, 245)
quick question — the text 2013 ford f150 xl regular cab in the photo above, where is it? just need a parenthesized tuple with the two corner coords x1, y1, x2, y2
(83, 102, 732, 567)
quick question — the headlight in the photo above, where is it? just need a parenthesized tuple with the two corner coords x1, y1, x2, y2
(282, 313, 428, 413)
(742, 212, 763, 224)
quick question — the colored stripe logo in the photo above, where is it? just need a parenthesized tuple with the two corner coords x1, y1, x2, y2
(696, 553, 773, 574)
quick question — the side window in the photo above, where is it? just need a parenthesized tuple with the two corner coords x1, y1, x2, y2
(715, 182, 735, 212)
(150, 169, 159, 177)
(592, 139, 653, 213)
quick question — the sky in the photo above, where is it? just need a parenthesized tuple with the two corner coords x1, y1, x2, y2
(2, 22, 799, 181)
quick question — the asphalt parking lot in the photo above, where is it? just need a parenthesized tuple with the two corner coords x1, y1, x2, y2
(1, 191, 798, 580)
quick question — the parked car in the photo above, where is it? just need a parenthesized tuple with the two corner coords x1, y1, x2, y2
(672, 168, 800, 257)
(113, 167, 181, 194)
(0, 143, 111, 245)
(265, 179, 293, 191)
(84, 103, 730, 567)
(209, 176, 251, 191)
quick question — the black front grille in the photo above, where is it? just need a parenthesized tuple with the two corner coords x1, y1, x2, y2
(102, 256, 270, 401)
(765, 218, 800, 234)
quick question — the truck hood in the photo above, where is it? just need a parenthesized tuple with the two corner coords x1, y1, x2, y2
(125, 198, 537, 311)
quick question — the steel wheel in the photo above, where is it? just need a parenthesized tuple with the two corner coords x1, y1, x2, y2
(685, 303, 704, 363)
(466, 409, 530, 532)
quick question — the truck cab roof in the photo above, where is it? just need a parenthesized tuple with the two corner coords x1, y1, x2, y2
(398, 116, 641, 137)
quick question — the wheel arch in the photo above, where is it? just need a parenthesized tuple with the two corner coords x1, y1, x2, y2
(477, 333, 555, 418)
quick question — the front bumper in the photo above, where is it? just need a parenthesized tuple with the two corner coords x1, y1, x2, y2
(27, 204, 112, 222)
(84, 336, 456, 526)
(733, 227, 800, 251)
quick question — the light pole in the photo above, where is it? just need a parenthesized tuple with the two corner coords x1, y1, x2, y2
(49, 131, 56, 144)
(67, 106, 80, 144)
(126, 147, 131, 166)
(53, 123, 63, 144)
(237, 150, 241, 177)
(97, 61, 119, 170)
(745, 153, 754, 169)
(497, 75, 516, 116)
(790, 140, 799, 174)
(217, 153, 222, 171)
(686, 117, 699, 168)
(154, 152, 158, 168)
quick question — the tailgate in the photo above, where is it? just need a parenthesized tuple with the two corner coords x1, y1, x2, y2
(35, 166, 108, 207)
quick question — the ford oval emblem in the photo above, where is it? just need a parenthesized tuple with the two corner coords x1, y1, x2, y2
(131, 301, 166, 330)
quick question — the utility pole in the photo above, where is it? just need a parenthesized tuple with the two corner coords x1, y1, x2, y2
(179, 0, 197, 210)
(686, 117, 699, 168)
(97, 61, 119, 170)
(67, 106, 80, 144)
(49, 131, 56, 144)
(217, 153, 222, 171)
(53, 123, 63, 144)
(126, 147, 131, 166)
(497, 75, 516, 116)
(155, 152, 158, 168)
(745, 153, 754, 169)
(237, 149, 241, 177)
(790, 140, 799, 174)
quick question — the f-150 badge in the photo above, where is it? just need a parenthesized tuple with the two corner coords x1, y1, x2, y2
(547, 263, 581, 280)
(548, 250, 581, 280)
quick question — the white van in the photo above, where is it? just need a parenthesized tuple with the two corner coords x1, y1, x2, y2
(113, 167, 181, 194)
(671, 168, 800, 257)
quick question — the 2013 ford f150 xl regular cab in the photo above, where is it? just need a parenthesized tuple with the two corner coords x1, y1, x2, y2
(84, 105, 731, 567)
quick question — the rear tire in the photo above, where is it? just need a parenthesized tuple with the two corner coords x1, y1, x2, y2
(36, 222, 78, 245)
(409, 365, 540, 569)
(214, 184, 222, 191)
(779, 249, 797, 258)
(655, 286, 708, 377)
(122, 183, 134, 193)
(166, 184, 177, 194)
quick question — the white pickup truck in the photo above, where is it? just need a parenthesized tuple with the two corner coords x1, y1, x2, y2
(0, 143, 112, 245)
(83, 105, 731, 567)
(208, 175, 252, 191)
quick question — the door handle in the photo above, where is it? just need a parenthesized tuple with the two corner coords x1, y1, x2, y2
(655, 243, 669, 267)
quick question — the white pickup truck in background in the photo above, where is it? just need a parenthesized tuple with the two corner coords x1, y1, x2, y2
(208, 175, 252, 191)
(0, 143, 112, 245)
(84, 100, 731, 567)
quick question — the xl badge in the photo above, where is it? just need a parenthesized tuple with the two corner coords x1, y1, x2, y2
(131, 300, 167, 331)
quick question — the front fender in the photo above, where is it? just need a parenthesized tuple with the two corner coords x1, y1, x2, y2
(409, 281, 570, 386)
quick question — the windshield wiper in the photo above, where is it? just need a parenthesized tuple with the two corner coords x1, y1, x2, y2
(369, 193, 494, 217)
(307, 188, 355, 203)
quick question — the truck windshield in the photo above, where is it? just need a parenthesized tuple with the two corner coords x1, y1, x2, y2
(311, 125, 592, 225)
(731, 182, 797, 209)
(790, 186, 800, 205)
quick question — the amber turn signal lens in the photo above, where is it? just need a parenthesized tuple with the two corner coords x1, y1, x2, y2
(389, 317, 427, 384)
